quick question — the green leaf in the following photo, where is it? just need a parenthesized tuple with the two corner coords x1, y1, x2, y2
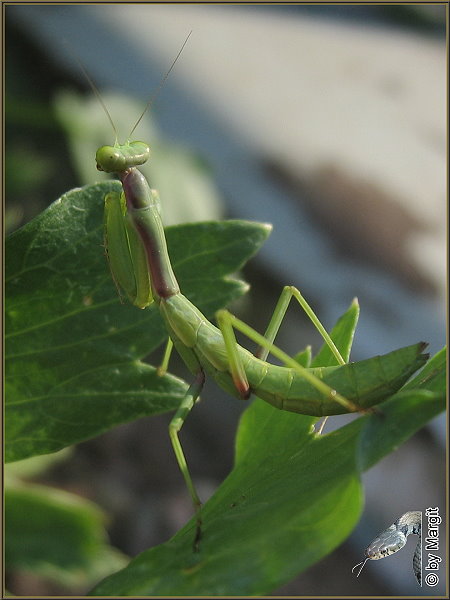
(5, 182, 271, 462)
(292, 345, 312, 367)
(356, 347, 446, 471)
(402, 344, 446, 393)
(89, 349, 444, 596)
(356, 388, 444, 472)
(4, 448, 72, 480)
(5, 480, 127, 587)
(6, 176, 444, 596)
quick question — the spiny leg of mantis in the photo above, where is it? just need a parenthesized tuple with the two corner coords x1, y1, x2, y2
(215, 310, 358, 414)
(168, 369, 205, 552)
(254, 285, 347, 433)
(256, 286, 346, 366)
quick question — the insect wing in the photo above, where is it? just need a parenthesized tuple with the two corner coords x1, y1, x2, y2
(124, 208, 154, 308)
(104, 191, 153, 309)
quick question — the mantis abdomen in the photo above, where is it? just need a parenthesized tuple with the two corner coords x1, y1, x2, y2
(161, 293, 427, 417)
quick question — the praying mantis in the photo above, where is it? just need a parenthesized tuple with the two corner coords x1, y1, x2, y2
(89, 37, 428, 550)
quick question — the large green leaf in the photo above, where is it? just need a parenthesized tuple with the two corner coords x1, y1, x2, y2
(357, 346, 446, 471)
(5, 480, 127, 587)
(6, 177, 445, 596)
(89, 341, 444, 596)
(5, 182, 271, 462)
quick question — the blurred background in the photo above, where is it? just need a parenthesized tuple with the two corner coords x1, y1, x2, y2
(5, 4, 446, 596)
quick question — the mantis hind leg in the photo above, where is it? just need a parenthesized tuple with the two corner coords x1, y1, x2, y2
(169, 369, 205, 552)
(253, 285, 350, 433)
(215, 309, 358, 414)
(256, 286, 346, 365)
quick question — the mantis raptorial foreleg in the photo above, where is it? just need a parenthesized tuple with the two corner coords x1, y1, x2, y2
(169, 369, 205, 552)
(215, 310, 359, 413)
(256, 286, 346, 366)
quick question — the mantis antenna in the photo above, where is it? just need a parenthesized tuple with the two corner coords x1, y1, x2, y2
(70, 31, 192, 144)
(128, 30, 193, 139)
(71, 50, 119, 143)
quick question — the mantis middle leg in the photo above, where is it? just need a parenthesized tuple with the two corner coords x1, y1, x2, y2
(157, 337, 174, 376)
(169, 369, 205, 552)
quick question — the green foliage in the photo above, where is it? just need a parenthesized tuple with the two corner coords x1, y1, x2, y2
(357, 346, 446, 471)
(5, 180, 445, 595)
(5, 182, 269, 462)
(5, 451, 127, 589)
(5, 481, 127, 588)
(89, 323, 445, 596)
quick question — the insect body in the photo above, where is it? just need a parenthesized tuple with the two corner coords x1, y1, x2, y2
(352, 511, 422, 585)
(98, 138, 427, 549)
(93, 34, 427, 550)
